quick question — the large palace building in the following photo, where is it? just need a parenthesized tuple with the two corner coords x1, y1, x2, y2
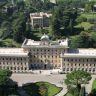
(0, 34, 96, 74)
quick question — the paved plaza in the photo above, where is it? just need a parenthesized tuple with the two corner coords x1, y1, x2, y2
(11, 73, 66, 86)
(11, 72, 96, 96)
(11, 72, 67, 96)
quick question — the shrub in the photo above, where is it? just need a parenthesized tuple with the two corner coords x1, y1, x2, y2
(76, 16, 87, 23)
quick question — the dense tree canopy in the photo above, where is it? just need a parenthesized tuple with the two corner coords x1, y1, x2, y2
(65, 70, 91, 87)
(0, 69, 12, 85)
(0, 0, 96, 48)
(70, 31, 96, 48)
(51, 6, 78, 37)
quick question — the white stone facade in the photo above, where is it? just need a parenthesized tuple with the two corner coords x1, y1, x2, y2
(1, 35, 96, 74)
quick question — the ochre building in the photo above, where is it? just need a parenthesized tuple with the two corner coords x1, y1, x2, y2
(0, 34, 96, 74)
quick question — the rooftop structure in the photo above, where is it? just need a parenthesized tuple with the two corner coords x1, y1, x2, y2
(0, 48, 28, 57)
(61, 49, 96, 58)
(22, 34, 68, 47)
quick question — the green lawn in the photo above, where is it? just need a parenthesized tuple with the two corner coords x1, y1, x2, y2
(75, 22, 93, 30)
(23, 82, 62, 96)
(81, 13, 96, 19)
(92, 80, 96, 95)
(92, 80, 96, 90)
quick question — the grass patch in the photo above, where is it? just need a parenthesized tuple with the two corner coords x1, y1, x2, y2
(75, 22, 93, 30)
(23, 82, 62, 96)
(65, 93, 73, 96)
(81, 13, 96, 19)
(92, 80, 96, 90)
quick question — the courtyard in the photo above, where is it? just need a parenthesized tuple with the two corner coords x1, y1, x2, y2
(10, 72, 96, 96)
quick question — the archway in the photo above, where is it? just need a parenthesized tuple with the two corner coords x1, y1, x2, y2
(44, 64, 47, 69)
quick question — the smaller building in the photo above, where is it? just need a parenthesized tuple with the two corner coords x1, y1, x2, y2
(30, 12, 52, 28)
(0, 48, 29, 73)
(61, 49, 96, 74)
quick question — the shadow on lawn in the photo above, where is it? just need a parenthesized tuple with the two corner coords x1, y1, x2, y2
(22, 83, 48, 96)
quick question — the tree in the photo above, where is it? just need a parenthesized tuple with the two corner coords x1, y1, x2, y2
(0, 69, 12, 85)
(0, 21, 12, 39)
(65, 70, 91, 89)
(12, 12, 26, 43)
(51, 7, 62, 37)
(0, 69, 12, 96)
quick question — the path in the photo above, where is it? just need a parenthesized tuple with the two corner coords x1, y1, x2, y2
(85, 75, 96, 94)
(55, 86, 67, 96)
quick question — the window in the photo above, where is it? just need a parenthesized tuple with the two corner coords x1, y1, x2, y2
(86, 64, 88, 66)
(71, 64, 73, 66)
(63, 68, 65, 71)
(94, 59, 96, 62)
(10, 67, 12, 70)
(17, 67, 19, 70)
(71, 68, 73, 71)
(25, 67, 27, 70)
(21, 67, 23, 70)
(67, 68, 69, 71)
(14, 67, 16, 70)
(85, 68, 87, 71)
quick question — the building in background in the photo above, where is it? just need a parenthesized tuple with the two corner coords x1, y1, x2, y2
(30, 12, 52, 28)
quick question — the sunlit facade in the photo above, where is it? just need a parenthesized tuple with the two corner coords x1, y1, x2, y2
(0, 34, 96, 74)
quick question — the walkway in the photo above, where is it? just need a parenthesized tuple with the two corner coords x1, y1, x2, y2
(85, 75, 96, 94)
(55, 85, 67, 96)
